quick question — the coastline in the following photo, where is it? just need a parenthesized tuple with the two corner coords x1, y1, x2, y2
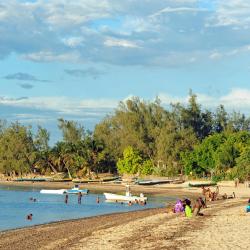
(0, 198, 248, 250)
(0, 181, 249, 250)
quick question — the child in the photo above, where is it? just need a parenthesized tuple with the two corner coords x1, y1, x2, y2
(185, 199, 192, 218)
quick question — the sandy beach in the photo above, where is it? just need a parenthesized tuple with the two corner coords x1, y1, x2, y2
(0, 181, 249, 250)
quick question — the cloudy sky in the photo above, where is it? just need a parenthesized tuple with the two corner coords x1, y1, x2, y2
(1, 0, 250, 143)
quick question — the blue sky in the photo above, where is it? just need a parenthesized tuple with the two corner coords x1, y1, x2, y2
(1, 0, 250, 143)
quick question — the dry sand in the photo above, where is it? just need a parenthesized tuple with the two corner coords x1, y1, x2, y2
(0, 181, 249, 250)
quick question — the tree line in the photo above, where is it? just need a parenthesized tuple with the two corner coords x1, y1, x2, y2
(0, 92, 250, 181)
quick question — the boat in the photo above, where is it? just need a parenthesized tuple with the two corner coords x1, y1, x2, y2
(104, 185, 147, 202)
(188, 182, 217, 188)
(40, 189, 67, 194)
(48, 178, 72, 182)
(15, 177, 50, 182)
(136, 179, 173, 185)
(66, 184, 89, 194)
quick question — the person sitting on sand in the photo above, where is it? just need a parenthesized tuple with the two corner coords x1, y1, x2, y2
(221, 192, 235, 200)
(184, 199, 192, 218)
(246, 199, 250, 213)
(193, 197, 206, 216)
(173, 200, 184, 213)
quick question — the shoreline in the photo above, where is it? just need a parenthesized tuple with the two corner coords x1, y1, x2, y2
(0, 198, 248, 250)
(0, 181, 249, 249)
(0, 180, 195, 196)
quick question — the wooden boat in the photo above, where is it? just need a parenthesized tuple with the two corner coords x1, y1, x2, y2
(136, 179, 173, 185)
(15, 177, 50, 182)
(40, 189, 67, 194)
(104, 185, 147, 202)
(188, 182, 217, 187)
(48, 178, 72, 182)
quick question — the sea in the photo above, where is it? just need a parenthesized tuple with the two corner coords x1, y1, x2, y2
(0, 185, 173, 231)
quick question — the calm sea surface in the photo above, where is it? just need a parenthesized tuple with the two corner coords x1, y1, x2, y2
(0, 185, 173, 231)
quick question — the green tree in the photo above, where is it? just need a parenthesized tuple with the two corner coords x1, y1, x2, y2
(58, 118, 84, 143)
(0, 122, 35, 176)
(117, 146, 143, 174)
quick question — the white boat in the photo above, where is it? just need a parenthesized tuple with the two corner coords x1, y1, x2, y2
(104, 185, 147, 202)
(66, 185, 89, 195)
(40, 189, 67, 194)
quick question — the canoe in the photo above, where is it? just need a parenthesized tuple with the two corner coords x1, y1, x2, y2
(136, 179, 172, 185)
(40, 189, 67, 194)
(15, 178, 49, 182)
(104, 192, 147, 202)
(48, 179, 72, 182)
(188, 183, 217, 187)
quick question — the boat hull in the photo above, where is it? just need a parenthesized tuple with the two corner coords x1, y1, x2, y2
(104, 193, 147, 202)
(40, 189, 67, 194)
(188, 183, 217, 187)
(66, 189, 89, 194)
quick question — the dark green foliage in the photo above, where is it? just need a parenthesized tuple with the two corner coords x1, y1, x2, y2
(0, 91, 250, 179)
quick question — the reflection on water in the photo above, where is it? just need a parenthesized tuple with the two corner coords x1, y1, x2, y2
(0, 185, 174, 231)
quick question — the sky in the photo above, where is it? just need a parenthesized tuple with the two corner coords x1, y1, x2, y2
(1, 0, 250, 143)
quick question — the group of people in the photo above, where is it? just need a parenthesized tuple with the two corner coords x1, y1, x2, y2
(202, 186, 236, 201)
(172, 197, 206, 218)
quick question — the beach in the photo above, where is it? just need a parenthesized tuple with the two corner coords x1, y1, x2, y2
(0, 181, 249, 250)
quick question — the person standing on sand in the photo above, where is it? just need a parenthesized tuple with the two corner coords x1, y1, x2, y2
(234, 178, 239, 188)
(78, 192, 82, 204)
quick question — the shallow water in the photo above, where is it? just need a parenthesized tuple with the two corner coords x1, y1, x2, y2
(0, 185, 173, 231)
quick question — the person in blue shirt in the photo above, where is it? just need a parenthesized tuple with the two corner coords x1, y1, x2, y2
(246, 199, 250, 213)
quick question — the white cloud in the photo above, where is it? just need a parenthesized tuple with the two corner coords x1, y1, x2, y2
(104, 38, 141, 48)
(22, 51, 81, 62)
(159, 88, 250, 114)
(150, 7, 206, 17)
(209, 51, 222, 60)
(0, 0, 249, 66)
(0, 95, 118, 116)
(206, 0, 250, 27)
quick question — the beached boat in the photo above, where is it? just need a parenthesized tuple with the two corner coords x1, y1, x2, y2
(66, 185, 89, 194)
(15, 177, 50, 182)
(188, 182, 217, 187)
(104, 185, 147, 202)
(40, 189, 67, 194)
(136, 179, 173, 185)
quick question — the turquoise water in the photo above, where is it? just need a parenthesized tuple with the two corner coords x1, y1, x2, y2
(0, 185, 172, 231)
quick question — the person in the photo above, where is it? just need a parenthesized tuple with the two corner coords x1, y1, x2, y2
(65, 194, 69, 204)
(78, 192, 82, 204)
(184, 199, 192, 218)
(128, 201, 132, 206)
(173, 200, 184, 213)
(193, 197, 206, 216)
(222, 192, 235, 200)
(246, 199, 250, 213)
(96, 196, 100, 203)
(26, 213, 33, 220)
(234, 178, 239, 188)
